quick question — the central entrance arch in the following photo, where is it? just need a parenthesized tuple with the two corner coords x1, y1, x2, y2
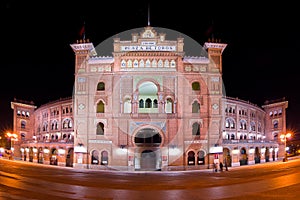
(134, 127, 162, 171)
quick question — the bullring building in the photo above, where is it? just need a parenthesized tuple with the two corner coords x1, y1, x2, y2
(10, 26, 288, 171)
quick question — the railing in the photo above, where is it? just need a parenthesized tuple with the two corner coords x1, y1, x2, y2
(222, 139, 277, 144)
(21, 139, 74, 144)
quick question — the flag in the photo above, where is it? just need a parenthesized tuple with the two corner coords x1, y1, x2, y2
(205, 20, 214, 38)
(79, 22, 85, 40)
(205, 25, 213, 37)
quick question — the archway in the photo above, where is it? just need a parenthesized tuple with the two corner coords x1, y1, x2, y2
(50, 148, 58, 165)
(223, 148, 232, 167)
(134, 128, 162, 147)
(254, 147, 261, 163)
(134, 127, 162, 171)
(29, 147, 34, 162)
(101, 151, 108, 165)
(265, 147, 270, 162)
(66, 148, 74, 167)
(197, 150, 205, 165)
(239, 147, 248, 165)
(187, 151, 195, 165)
(38, 147, 43, 164)
(91, 150, 99, 165)
(272, 148, 275, 161)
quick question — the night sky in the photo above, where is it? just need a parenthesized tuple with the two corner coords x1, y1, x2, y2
(1, 1, 299, 138)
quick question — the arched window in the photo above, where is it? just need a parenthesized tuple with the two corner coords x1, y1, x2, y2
(197, 150, 205, 165)
(124, 98, 131, 113)
(21, 121, 26, 129)
(146, 59, 151, 67)
(164, 60, 169, 67)
(188, 151, 195, 165)
(21, 133, 26, 140)
(97, 100, 105, 113)
(139, 99, 144, 108)
(192, 82, 200, 91)
(192, 101, 200, 113)
(250, 121, 256, 131)
(139, 60, 144, 67)
(240, 120, 247, 130)
(153, 99, 158, 108)
(127, 59, 132, 67)
(97, 82, 105, 91)
(133, 59, 139, 67)
(192, 122, 200, 136)
(145, 98, 152, 108)
(231, 134, 235, 140)
(158, 59, 163, 67)
(273, 120, 278, 129)
(152, 59, 157, 67)
(134, 128, 161, 146)
(62, 119, 72, 129)
(51, 120, 59, 130)
(91, 150, 99, 164)
(258, 123, 262, 132)
(170, 60, 176, 67)
(43, 122, 48, 132)
(138, 81, 158, 113)
(96, 122, 104, 135)
(165, 98, 173, 113)
(101, 151, 108, 165)
(225, 118, 235, 129)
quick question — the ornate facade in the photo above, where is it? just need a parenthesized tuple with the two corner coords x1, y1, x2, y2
(10, 26, 288, 171)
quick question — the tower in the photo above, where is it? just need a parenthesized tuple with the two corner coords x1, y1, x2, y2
(70, 39, 97, 167)
(10, 99, 36, 159)
(204, 39, 227, 164)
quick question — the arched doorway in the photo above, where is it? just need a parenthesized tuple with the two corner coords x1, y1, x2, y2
(239, 147, 248, 165)
(50, 148, 58, 165)
(134, 128, 162, 147)
(197, 150, 205, 165)
(187, 151, 195, 165)
(223, 148, 232, 167)
(265, 147, 270, 162)
(29, 147, 34, 162)
(254, 147, 261, 163)
(91, 150, 99, 165)
(134, 128, 162, 171)
(272, 148, 275, 161)
(38, 147, 43, 163)
(66, 148, 74, 167)
(101, 151, 108, 165)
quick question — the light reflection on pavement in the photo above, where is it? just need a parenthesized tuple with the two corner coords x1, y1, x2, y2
(1, 158, 300, 200)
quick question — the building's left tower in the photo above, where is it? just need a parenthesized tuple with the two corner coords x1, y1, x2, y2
(11, 99, 37, 159)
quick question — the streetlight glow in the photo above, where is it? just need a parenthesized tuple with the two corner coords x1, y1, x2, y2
(5, 132, 18, 159)
(280, 132, 292, 162)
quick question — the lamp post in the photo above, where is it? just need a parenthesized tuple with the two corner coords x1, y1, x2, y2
(280, 132, 291, 162)
(6, 132, 18, 159)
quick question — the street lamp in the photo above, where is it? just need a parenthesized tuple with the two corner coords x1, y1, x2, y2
(280, 132, 292, 162)
(6, 132, 18, 159)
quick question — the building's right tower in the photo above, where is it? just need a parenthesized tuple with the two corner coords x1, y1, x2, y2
(262, 98, 289, 159)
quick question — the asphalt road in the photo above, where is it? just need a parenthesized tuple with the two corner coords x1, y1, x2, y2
(1, 157, 300, 200)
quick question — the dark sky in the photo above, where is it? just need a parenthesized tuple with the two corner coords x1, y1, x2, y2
(1, 1, 299, 137)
